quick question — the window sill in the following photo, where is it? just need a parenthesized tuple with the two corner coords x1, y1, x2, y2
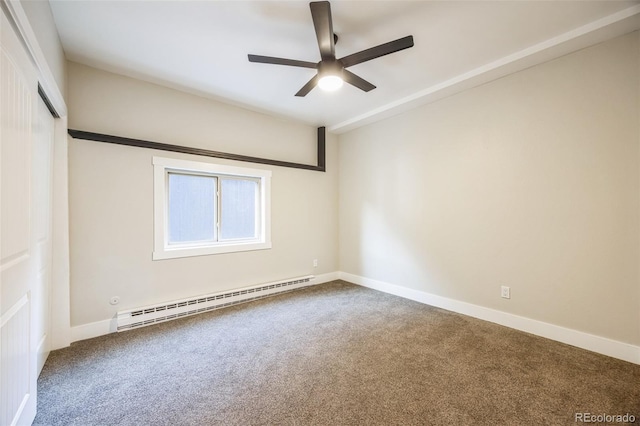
(153, 241, 272, 260)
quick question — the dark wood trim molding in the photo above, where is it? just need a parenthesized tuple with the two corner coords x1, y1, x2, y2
(68, 127, 326, 172)
(317, 126, 326, 171)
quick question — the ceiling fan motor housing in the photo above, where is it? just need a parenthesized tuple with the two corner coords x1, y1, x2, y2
(319, 60, 343, 78)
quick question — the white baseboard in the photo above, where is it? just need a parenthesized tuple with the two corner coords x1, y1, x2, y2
(71, 318, 117, 343)
(36, 334, 49, 376)
(339, 272, 640, 365)
(313, 271, 341, 284)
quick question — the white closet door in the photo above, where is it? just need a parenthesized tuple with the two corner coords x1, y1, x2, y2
(1, 6, 39, 426)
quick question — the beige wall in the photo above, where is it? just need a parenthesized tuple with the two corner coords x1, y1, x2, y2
(68, 62, 338, 327)
(339, 32, 640, 345)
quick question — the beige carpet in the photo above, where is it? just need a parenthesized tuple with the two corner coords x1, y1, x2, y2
(35, 280, 640, 425)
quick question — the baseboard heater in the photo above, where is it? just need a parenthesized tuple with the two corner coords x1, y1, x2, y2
(117, 275, 315, 332)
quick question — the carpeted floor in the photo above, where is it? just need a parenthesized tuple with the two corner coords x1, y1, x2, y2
(35, 280, 640, 425)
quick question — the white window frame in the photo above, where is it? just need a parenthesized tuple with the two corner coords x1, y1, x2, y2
(153, 156, 272, 260)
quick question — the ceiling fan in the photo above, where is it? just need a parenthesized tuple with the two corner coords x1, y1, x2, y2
(248, 1, 414, 97)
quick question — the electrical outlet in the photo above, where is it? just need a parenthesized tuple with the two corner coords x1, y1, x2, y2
(110, 296, 120, 306)
(313, 259, 318, 268)
(501, 286, 510, 299)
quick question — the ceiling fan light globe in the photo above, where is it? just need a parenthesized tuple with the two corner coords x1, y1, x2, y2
(318, 75, 343, 91)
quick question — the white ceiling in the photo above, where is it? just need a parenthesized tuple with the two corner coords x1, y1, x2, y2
(49, 0, 640, 133)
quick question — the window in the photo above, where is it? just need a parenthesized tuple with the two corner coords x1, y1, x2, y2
(153, 156, 271, 260)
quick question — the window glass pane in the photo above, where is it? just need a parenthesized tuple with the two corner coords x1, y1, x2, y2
(220, 178, 257, 240)
(168, 173, 216, 244)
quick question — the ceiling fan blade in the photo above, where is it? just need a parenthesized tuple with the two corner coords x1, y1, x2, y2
(248, 54, 317, 69)
(343, 69, 376, 92)
(295, 74, 320, 97)
(339, 35, 414, 68)
(310, 1, 335, 60)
